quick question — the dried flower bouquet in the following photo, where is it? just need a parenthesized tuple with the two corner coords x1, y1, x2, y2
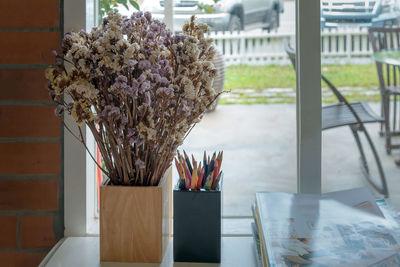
(45, 12, 220, 186)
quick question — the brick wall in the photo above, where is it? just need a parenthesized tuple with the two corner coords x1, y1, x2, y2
(0, 1, 64, 266)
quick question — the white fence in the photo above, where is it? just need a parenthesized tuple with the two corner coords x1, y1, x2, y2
(209, 28, 373, 66)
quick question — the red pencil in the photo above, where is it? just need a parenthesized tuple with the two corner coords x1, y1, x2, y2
(197, 166, 204, 190)
(213, 161, 219, 180)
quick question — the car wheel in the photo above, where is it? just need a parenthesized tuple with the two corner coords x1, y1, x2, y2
(228, 14, 242, 32)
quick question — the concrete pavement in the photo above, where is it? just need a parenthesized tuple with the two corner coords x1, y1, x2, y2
(176, 103, 400, 216)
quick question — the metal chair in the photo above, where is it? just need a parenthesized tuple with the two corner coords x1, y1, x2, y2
(368, 27, 400, 154)
(285, 42, 389, 197)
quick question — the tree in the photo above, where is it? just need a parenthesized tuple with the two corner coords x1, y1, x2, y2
(99, 0, 140, 22)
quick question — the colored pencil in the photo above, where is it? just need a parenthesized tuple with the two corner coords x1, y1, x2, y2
(190, 159, 198, 190)
(174, 151, 223, 191)
(183, 150, 193, 175)
(213, 161, 219, 180)
(212, 171, 222, 190)
(197, 166, 204, 190)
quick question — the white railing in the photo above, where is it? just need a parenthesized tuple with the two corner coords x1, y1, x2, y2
(209, 28, 373, 66)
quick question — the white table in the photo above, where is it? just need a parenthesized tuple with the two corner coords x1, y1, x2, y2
(41, 237, 258, 267)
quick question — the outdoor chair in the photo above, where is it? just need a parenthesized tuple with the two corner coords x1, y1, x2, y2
(368, 27, 400, 154)
(284, 42, 389, 197)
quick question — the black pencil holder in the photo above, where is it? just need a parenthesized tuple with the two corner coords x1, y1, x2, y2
(173, 187, 222, 263)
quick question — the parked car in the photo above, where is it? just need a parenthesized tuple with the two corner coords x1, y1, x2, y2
(321, 0, 400, 29)
(140, 0, 284, 32)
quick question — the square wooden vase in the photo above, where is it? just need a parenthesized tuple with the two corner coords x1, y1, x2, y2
(100, 168, 172, 263)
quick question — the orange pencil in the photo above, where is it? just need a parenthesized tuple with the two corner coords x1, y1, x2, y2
(177, 160, 187, 188)
(216, 151, 223, 176)
(190, 160, 198, 190)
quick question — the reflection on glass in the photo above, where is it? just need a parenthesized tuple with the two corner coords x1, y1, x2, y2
(140, 0, 283, 33)
(93, 0, 297, 217)
(319, 0, 400, 215)
(321, 0, 399, 30)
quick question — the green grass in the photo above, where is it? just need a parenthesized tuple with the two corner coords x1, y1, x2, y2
(222, 64, 381, 104)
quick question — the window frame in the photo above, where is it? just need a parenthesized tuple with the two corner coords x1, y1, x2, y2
(63, 0, 322, 237)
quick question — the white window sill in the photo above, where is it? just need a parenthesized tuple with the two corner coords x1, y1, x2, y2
(40, 236, 257, 267)
(86, 217, 254, 236)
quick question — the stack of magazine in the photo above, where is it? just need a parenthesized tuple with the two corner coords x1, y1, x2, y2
(251, 187, 400, 267)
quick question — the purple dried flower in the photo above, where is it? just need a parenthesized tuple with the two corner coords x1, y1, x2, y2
(139, 81, 151, 93)
(121, 115, 128, 126)
(144, 91, 151, 105)
(135, 159, 145, 169)
(116, 75, 128, 84)
(131, 86, 139, 99)
(135, 11, 143, 18)
(54, 105, 64, 116)
(127, 128, 136, 137)
(138, 60, 151, 70)
(129, 134, 141, 145)
(146, 32, 155, 40)
(138, 74, 146, 83)
(109, 106, 120, 118)
(45, 81, 52, 90)
(45, 11, 218, 186)
(156, 86, 174, 97)
(159, 77, 169, 86)
(78, 29, 88, 39)
(182, 100, 192, 116)
(99, 105, 122, 123)
(144, 12, 152, 21)
(150, 23, 160, 33)
(128, 60, 138, 67)
(55, 57, 63, 66)
(129, 134, 143, 145)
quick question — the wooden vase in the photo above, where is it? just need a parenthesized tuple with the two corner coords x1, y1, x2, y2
(99, 168, 172, 263)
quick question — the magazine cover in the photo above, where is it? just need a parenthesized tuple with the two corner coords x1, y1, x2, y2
(255, 188, 400, 267)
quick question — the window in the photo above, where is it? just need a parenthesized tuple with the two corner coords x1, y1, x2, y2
(64, 0, 322, 237)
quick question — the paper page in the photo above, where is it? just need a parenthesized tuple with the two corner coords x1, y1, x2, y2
(256, 188, 400, 266)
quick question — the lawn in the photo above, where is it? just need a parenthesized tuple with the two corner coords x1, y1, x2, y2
(221, 64, 381, 104)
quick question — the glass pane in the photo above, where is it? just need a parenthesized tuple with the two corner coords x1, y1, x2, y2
(93, 0, 298, 218)
(319, 0, 399, 208)
(140, 0, 297, 217)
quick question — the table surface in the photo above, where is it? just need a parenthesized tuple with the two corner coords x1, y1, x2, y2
(372, 49, 400, 66)
(41, 237, 258, 267)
